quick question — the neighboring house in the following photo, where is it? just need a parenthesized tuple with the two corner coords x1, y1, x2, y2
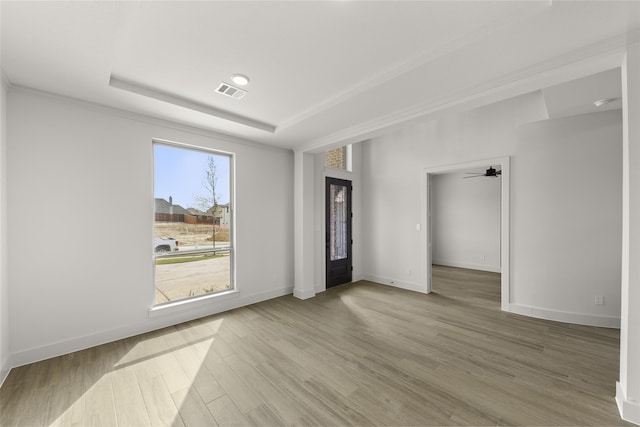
(154, 196, 191, 216)
(186, 204, 230, 227)
(154, 197, 195, 223)
(210, 203, 231, 228)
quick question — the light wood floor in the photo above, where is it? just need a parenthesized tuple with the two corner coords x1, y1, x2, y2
(0, 265, 631, 426)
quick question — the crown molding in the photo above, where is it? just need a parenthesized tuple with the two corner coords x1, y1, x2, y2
(298, 30, 639, 153)
(10, 84, 291, 154)
(279, 1, 551, 131)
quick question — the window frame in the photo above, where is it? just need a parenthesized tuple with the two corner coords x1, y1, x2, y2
(150, 139, 236, 311)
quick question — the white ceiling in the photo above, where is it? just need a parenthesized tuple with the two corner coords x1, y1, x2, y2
(542, 68, 622, 119)
(2, 1, 639, 151)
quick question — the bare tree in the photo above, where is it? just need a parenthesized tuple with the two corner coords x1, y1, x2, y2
(195, 156, 219, 247)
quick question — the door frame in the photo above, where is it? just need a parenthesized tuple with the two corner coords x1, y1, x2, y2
(320, 167, 357, 293)
(423, 156, 510, 311)
(325, 176, 353, 288)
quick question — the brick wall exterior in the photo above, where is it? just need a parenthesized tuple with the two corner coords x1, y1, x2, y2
(325, 146, 346, 169)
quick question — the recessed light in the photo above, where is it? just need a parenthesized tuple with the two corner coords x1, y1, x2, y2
(593, 98, 616, 107)
(231, 74, 250, 86)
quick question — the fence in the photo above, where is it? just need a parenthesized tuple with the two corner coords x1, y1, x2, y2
(154, 213, 214, 225)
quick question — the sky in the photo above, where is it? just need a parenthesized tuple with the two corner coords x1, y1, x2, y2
(154, 143, 231, 209)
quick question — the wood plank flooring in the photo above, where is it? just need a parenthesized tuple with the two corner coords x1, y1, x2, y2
(0, 265, 631, 426)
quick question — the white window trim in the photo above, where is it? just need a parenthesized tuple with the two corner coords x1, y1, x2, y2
(151, 138, 236, 310)
(148, 288, 240, 319)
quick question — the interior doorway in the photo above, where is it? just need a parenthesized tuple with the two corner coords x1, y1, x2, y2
(424, 157, 510, 311)
(326, 177, 353, 288)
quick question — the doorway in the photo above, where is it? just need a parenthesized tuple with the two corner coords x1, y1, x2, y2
(326, 177, 352, 288)
(424, 157, 510, 310)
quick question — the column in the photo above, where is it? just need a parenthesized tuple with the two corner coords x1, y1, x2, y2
(293, 150, 316, 300)
(617, 41, 640, 425)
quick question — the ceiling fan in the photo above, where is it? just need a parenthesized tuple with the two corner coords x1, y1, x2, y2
(464, 166, 502, 179)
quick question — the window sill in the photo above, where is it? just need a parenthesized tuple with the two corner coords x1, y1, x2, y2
(148, 289, 240, 319)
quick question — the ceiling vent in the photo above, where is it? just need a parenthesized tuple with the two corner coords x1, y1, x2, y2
(216, 82, 247, 100)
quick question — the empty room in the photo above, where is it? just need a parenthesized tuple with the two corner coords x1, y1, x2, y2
(1, 1, 640, 426)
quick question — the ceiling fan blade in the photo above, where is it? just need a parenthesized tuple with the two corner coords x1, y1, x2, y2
(462, 175, 482, 179)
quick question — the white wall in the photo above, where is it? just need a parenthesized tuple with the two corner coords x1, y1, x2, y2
(0, 75, 9, 384)
(512, 112, 622, 323)
(362, 93, 622, 327)
(7, 89, 294, 366)
(431, 172, 501, 272)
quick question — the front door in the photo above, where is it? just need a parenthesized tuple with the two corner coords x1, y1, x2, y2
(326, 177, 352, 288)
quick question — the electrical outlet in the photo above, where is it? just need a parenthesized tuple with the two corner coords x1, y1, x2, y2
(595, 295, 604, 305)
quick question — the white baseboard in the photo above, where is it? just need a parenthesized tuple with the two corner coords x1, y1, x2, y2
(617, 381, 640, 425)
(509, 303, 620, 329)
(0, 356, 10, 388)
(432, 259, 501, 273)
(293, 287, 316, 300)
(313, 273, 366, 294)
(10, 285, 293, 369)
(363, 274, 428, 294)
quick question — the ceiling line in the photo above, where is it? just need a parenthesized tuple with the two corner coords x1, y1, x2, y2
(277, 1, 551, 131)
(9, 84, 289, 153)
(109, 75, 277, 133)
(298, 31, 634, 153)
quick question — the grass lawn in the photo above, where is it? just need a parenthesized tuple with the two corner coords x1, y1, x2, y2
(155, 252, 228, 265)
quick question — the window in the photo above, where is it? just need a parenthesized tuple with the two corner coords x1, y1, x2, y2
(324, 145, 352, 171)
(153, 141, 233, 305)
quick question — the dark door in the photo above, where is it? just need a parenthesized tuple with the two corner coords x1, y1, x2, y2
(326, 177, 352, 288)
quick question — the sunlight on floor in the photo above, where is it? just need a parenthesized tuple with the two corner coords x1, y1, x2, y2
(51, 319, 223, 426)
(339, 293, 376, 325)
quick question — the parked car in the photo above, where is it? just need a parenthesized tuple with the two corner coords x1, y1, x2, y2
(154, 237, 179, 253)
